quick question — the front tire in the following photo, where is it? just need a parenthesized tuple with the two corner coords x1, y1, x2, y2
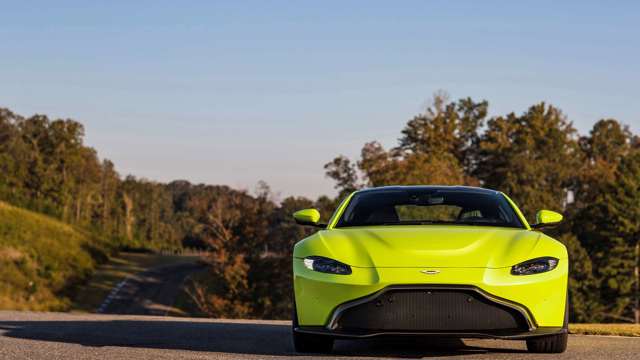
(292, 301, 334, 353)
(527, 290, 569, 353)
(526, 332, 568, 353)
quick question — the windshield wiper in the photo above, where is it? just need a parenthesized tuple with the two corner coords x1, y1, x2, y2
(358, 220, 455, 226)
(448, 220, 517, 228)
(339, 220, 518, 228)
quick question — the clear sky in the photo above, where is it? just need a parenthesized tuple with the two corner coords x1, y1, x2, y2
(1, 1, 638, 199)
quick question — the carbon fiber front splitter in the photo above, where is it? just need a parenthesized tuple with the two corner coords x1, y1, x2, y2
(293, 326, 567, 340)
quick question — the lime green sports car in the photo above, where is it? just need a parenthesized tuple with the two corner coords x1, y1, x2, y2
(291, 186, 568, 353)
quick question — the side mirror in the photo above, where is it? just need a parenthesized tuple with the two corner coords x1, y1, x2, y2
(531, 210, 563, 229)
(293, 208, 327, 228)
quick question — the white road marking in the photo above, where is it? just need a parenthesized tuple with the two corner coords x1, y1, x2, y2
(97, 277, 133, 313)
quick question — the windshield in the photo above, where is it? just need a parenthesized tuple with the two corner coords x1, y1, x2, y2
(336, 189, 524, 229)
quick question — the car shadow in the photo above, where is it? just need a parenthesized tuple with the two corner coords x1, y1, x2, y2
(0, 318, 528, 358)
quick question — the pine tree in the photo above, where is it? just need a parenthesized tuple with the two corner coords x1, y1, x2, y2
(571, 119, 637, 322)
(475, 103, 580, 219)
(575, 151, 640, 322)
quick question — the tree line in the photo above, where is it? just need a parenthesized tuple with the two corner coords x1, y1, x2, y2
(325, 93, 640, 323)
(0, 108, 180, 251)
(1, 96, 639, 322)
(0, 107, 330, 318)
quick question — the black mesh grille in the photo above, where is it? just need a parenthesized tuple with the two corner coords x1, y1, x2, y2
(335, 288, 529, 332)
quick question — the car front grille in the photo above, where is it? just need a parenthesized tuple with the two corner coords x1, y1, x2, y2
(333, 287, 530, 333)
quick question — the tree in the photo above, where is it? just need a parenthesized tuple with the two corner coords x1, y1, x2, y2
(358, 141, 467, 186)
(475, 103, 580, 219)
(573, 150, 640, 322)
(556, 233, 602, 322)
(255, 196, 316, 318)
(0, 109, 29, 204)
(324, 155, 360, 197)
(397, 92, 488, 174)
(185, 188, 253, 317)
(99, 160, 120, 234)
(571, 119, 637, 322)
(325, 92, 488, 197)
(325, 94, 484, 192)
(573, 119, 633, 210)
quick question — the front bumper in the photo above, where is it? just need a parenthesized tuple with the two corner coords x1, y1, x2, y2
(293, 258, 568, 336)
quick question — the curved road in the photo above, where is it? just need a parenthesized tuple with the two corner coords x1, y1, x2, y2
(0, 312, 638, 359)
(99, 262, 206, 316)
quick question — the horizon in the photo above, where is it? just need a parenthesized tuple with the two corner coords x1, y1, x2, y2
(2, 1, 638, 199)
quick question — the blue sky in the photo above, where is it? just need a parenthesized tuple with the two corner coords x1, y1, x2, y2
(1, 1, 638, 199)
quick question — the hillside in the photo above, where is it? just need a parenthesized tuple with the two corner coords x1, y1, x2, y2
(0, 201, 109, 311)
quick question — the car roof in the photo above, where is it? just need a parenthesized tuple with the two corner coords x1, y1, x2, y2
(355, 185, 500, 196)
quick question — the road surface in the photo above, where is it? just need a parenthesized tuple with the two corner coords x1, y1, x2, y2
(0, 312, 638, 359)
(99, 262, 206, 316)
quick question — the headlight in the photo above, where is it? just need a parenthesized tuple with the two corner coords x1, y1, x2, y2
(511, 257, 559, 275)
(303, 256, 352, 275)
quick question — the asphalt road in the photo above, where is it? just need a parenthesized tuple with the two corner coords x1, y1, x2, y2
(0, 312, 638, 359)
(99, 262, 206, 316)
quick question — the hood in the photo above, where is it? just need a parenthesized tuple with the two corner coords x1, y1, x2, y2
(294, 225, 564, 268)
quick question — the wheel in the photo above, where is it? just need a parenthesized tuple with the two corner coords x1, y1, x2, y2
(526, 291, 569, 353)
(292, 301, 334, 353)
(526, 332, 568, 353)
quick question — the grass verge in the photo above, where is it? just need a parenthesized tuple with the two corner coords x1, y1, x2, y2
(570, 323, 640, 337)
(0, 201, 109, 311)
